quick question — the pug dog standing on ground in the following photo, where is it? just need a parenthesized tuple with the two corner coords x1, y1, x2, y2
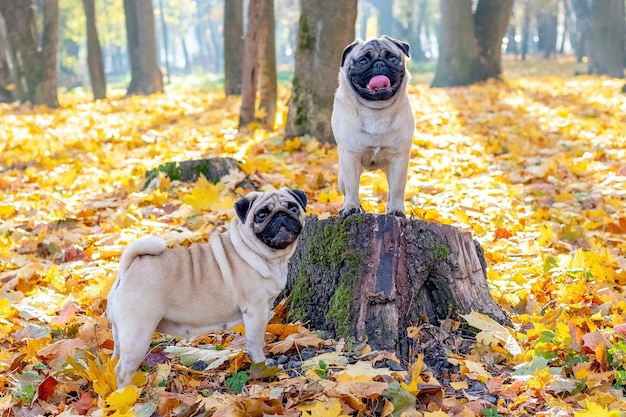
(331, 35, 415, 218)
(107, 188, 307, 388)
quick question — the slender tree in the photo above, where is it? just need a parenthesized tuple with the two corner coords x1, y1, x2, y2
(0, 0, 59, 107)
(571, 0, 591, 62)
(83, 0, 106, 100)
(537, 4, 558, 58)
(588, 0, 624, 78)
(371, 0, 393, 36)
(123, 0, 163, 95)
(158, 0, 170, 84)
(520, 1, 531, 60)
(0, 14, 14, 103)
(285, 0, 358, 143)
(224, 0, 244, 95)
(239, 0, 265, 128)
(431, 0, 513, 88)
(258, 0, 277, 129)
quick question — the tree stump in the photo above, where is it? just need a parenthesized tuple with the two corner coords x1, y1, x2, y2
(283, 214, 510, 362)
(144, 157, 255, 189)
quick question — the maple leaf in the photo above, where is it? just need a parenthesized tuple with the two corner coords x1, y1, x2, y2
(400, 354, 424, 395)
(35, 374, 58, 401)
(573, 400, 621, 417)
(182, 176, 235, 212)
(462, 311, 522, 356)
(104, 385, 141, 415)
(335, 361, 394, 383)
(164, 345, 237, 368)
(268, 328, 326, 354)
(298, 399, 348, 417)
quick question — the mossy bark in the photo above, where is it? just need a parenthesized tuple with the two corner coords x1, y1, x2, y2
(431, 0, 513, 87)
(283, 214, 510, 361)
(144, 157, 255, 189)
(284, 0, 357, 143)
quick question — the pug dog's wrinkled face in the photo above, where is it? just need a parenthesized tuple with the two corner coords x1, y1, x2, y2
(342, 35, 410, 102)
(235, 188, 307, 250)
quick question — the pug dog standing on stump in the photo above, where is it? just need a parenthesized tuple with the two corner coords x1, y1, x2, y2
(106, 188, 307, 388)
(331, 36, 415, 218)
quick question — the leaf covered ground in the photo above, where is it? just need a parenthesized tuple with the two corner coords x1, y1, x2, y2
(1, 72, 626, 417)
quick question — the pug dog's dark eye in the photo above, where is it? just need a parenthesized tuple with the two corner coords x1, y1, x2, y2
(254, 210, 269, 223)
(288, 203, 300, 213)
(388, 54, 399, 63)
(358, 57, 368, 66)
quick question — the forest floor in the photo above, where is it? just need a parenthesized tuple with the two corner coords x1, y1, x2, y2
(1, 59, 626, 416)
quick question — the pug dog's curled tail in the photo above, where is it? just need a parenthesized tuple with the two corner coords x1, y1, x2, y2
(118, 237, 167, 275)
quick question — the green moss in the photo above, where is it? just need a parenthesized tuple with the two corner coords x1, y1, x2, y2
(326, 284, 353, 338)
(288, 268, 313, 322)
(313, 216, 364, 338)
(298, 15, 314, 51)
(148, 162, 181, 182)
(291, 80, 307, 127)
(193, 161, 210, 180)
(288, 216, 367, 338)
(431, 242, 449, 261)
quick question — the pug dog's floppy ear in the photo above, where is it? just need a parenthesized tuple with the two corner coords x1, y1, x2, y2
(235, 193, 258, 222)
(287, 189, 307, 210)
(341, 39, 362, 67)
(382, 35, 410, 58)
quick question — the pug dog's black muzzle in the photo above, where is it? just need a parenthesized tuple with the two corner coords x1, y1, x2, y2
(348, 58, 405, 101)
(257, 211, 303, 249)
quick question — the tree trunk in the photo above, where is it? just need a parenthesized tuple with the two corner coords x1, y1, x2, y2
(0, 14, 15, 103)
(0, 0, 59, 107)
(239, 0, 264, 129)
(537, 10, 557, 58)
(83, 0, 106, 100)
(124, 0, 163, 95)
(208, 20, 222, 74)
(285, 0, 357, 144)
(181, 35, 191, 74)
(571, 0, 591, 63)
(224, 0, 243, 95)
(414, 0, 428, 61)
(588, 0, 624, 78)
(194, 22, 208, 70)
(431, 0, 513, 88)
(559, 0, 572, 55)
(371, 0, 393, 37)
(283, 215, 510, 361)
(521, 2, 530, 60)
(405, 0, 427, 62)
(158, 0, 170, 85)
(144, 157, 255, 190)
(258, 0, 277, 129)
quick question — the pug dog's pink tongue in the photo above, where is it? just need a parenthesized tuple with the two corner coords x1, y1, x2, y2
(368, 75, 391, 91)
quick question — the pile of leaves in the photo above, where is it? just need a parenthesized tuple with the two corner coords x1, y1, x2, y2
(1, 75, 626, 417)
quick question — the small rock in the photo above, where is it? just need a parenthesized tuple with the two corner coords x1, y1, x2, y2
(300, 347, 317, 361)
(284, 360, 302, 370)
(385, 359, 405, 371)
(277, 355, 289, 365)
(191, 360, 208, 371)
(265, 358, 278, 367)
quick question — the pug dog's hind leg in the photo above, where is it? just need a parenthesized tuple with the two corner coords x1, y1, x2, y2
(338, 152, 364, 218)
(241, 306, 269, 363)
(385, 155, 410, 217)
(114, 323, 156, 388)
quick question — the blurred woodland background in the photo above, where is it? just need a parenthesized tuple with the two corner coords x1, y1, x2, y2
(0, 0, 624, 143)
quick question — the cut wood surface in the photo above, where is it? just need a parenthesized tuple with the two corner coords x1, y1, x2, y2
(283, 214, 510, 361)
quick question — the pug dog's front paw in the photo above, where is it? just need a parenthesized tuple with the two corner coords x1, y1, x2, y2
(340, 206, 364, 219)
(387, 210, 406, 218)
